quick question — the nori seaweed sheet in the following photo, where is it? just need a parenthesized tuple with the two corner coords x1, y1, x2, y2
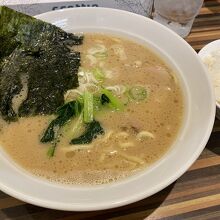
(0, 6, 83, 121)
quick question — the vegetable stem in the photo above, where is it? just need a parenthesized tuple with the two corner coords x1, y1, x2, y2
(63, 113, 84, 139)
(83, 91, 94, 123)
(47, 142, 57, 158)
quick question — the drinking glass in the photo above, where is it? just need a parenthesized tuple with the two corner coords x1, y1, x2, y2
(153, 0, 204, 37)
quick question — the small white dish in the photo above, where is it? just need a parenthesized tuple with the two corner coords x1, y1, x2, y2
(0, 7, 215, 211)
(198, 39, 220, 119)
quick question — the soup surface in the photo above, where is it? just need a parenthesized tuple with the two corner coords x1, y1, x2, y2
(0, 34, 184, 185)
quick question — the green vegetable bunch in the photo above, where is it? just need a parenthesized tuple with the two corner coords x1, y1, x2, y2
(41, 67, 148, 157)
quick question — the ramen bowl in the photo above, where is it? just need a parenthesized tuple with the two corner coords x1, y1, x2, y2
(0, 8, 215, 211)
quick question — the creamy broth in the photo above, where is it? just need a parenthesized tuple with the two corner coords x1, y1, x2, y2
(0, 34, 184, 185)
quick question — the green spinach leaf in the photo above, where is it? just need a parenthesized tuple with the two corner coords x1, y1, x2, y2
(70, 120, 104, 145)
(41, 101, 81, 143)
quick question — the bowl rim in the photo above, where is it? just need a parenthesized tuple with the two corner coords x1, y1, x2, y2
(0, 7, 216, 211)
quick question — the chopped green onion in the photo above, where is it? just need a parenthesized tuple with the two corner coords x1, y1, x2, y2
(101, 88, 124, 110)
(92, 68, 105, 82)
(83, 90, 94, 123)
(129, 86, 147, 101)
(94, 52, 108, 59)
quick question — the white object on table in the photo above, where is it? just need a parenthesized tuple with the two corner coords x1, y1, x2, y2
(198, 39, 220, 120)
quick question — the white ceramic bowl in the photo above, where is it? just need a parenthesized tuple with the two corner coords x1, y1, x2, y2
(198, 39, 220, 119)
(0, 8, 215, 211)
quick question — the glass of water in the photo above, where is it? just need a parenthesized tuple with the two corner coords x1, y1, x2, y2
(153, 0, 204, 37)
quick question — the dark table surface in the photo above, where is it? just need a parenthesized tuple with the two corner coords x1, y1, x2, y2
(0, 0, 220, 219)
